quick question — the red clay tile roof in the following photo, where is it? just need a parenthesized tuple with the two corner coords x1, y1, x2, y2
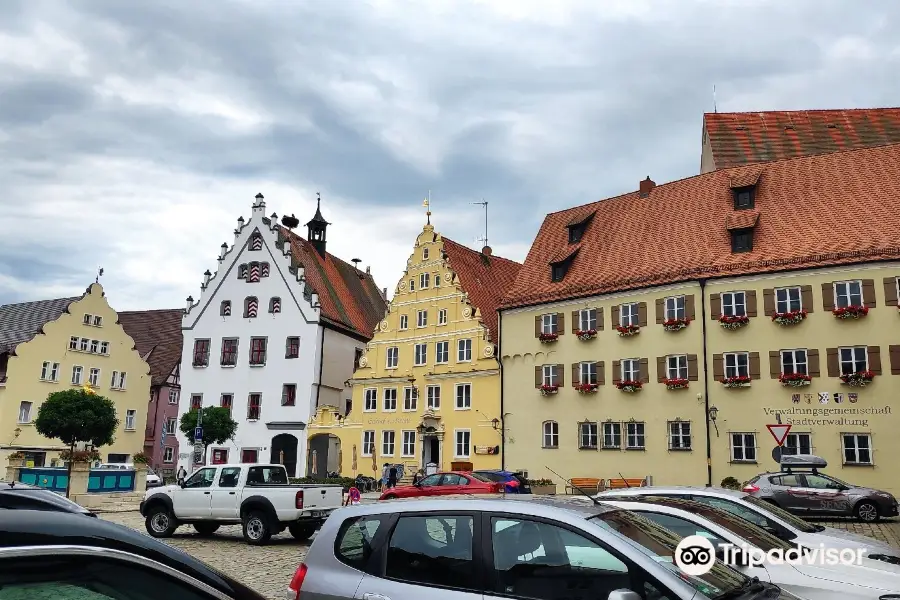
(704, 108, 900, 170)
(441, 239, 521, 343)
(279, 227, 387, 339)
(116, 309, 183, 387)
(501, 143, 900, 309)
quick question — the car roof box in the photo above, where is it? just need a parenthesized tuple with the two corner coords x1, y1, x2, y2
(780, 454, 827, 472)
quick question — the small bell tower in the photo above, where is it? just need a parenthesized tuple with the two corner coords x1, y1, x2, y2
(306, 193, 330, 256)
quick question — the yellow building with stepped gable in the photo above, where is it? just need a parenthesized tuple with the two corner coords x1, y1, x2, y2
(308, 216, 521, 481)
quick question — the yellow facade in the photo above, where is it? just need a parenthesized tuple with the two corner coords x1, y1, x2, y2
(501, 263, 900, 495)
(309, 223, 503, 480)
(0, 283, 151, 466)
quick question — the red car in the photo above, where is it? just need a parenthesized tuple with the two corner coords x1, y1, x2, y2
(378, 471, 503, 500)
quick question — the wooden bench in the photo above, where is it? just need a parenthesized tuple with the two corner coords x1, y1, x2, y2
(600, 477, 648, 491)
(566, 478, 602, 494)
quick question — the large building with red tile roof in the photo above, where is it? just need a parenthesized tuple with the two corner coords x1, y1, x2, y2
(499, 143, 900, 496)
(308, 218, 521, 480)
(175, 194, 388, 477)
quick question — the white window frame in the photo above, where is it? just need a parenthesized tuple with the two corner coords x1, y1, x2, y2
(722, 291, 747, 317)
(69, 336, 78, 350)
(664, 295, 685, 321)
(455, 383, 471, 410)
(414, 343, 427, 366)
(165, 417, 177, 434)
(626, 422, 645, 449)
(79, 338, 89, 352)
(578, 309, 597, 331)
(40, 361, 51, 381)
(730, 432, 757, 462)
(163, 447, 175, 463)
(782, 432, 812, 456)
(364, 388, 378, 412)
(386, 347, 399, 369)
(780, 349, 808, 376)
(668, 421, 692, 450)
(362, 431, 375, 457)
(542, 421, 559, 448)
(434, 274, 441, 287)
(17, 401, 32, 424)
(90, 340, 99, 354)
(579, 362, 597, 385)
(724, 352, 749, 378)
(50, 362, 59, 382)
(88, 368, 100, 387)
(438, 309, 448, 325)
(541, 313, 557, 334)
(381, 431, 396, 456)
(542, 365, 558, 387)
(168, 390, 179, 405)
(579, 422, 598, 449)
(383, 388, 398, 412)
(401, 430, 416, 457)
(775, 286, 802, 314)
(419, 273, 430, 289)
(409, 278, 415, 292)
(666, 355, 688, 380)
(621, 359, 639, 382)
(403, 387, 418, 411)
(125, 409, 136, 431)
(457, 339, 472, 362)
(842, 433, 872, 465)
(93, 315, 103, 327)
(602, 422, 622, 449)
(620, 303, 639, 327)
(71, 365, 83, 385)
(416, 310, 428, 328)
(100, 341, 109, 355)
(426, 385, 441, 410)
(422, 248, 429, 260)
(454, 429, 471, 458)
(435, 341, 449, 364)
(83, 313, 92, 325)
(838, 346, 868, 376)
(399, 315, 408, 330)
(834, 280, 863, 309)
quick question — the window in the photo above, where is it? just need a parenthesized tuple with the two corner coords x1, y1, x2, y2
(221, 338, 238, 366)
(542, 421, 559, 448)
(220, 393, 233, 412)
(110, 371, 127, 390)
(282, 384, 296, 406)
(190, 394, 202, 410)
(568, 222, 586, 243)
(286, 336, 300, 358)
(238, 264, 248, 279)
(414, 343, 427, 366)
(382, 431, 395, 456)
(416, 310, 427, 327)
(90, 340, 99, 353)
(621, 359, 639, 382)
(626, 422, 645, 449)
(775, 286, 801, 314)
(268, 297, 281, 313)
(426, 385, 441, 409)
(386, 347, 399, 368)
(843, 434, 872, 465)
(336, 515, 385, 570)
(165, 417, 177, 434)
(578, 308, 597, 331)
(70, 365, 83, 385)
(731, 433, 757, 462)
(40, 361, 59, 382)
(734, 186, 754, 209)
(579, 422, 598, 449)
(457, 339, 472, 362)
(636, 513, 730, 549)
(834, 280, 863, 308)
(184, 467, 216, 488)
(79, 337, 89, 352)
(362, 431, 375, 456)
(403, 387, 418, 411)
(220, 300, 231, 316)
(455, 430, 471, 457)
(386, 515, 474, 588)
(69, 336, 78, 350)
(402, 431, 416, 457)
(435, 275, 441, 287)
(217, 466, 240, 487)
(247, 262, 261, 283)
(419, 273, 430, 289)
(88, 368, 100, 387)
(438, 308, 447, 325)
(455, 383, 471, 409)
(241, 449, 258, 463)
(99, 341, 109, 355)
(163, 447, 175, 462)
(83, 313, 92, 325)
(731, 228, 753, 253)
(409, 279, 415, 292)
(422, 248, 429, 260)
(541, 313, 557, 334)
(261, 262, 270, 277)
(399, 314, 408, 330)
(249, 337, 267, 365)
(168, 389, 179, 404)
(724, 352, 749, 378)
(839, 346, 867, 375)
(669, 421, 692, 450)
(383, 388, 397, 411)
(93, 315, 102, 326)
(550, 258, 573, 282)
(125, 409, 136, 430)
(354, 348, 364, 370)
(664, 295, 685, 321)
(247, 393, 261, 420)
(602, 422, 622, 449)
(783, 432, 811, 456)
(17, 401, 32, 424)
(435, 340, 449, 363)
(192, 339, 210, 367)
(781, 349, 808, 375)
(364, 388, 377, 411)
(620, 303, 638, 326)
(542, 364, 558, 387)
(722, 291, 746, 317)
(667, 355, 688, 380)
(244, 296, 259, 318)
(579, 362, 597, 385)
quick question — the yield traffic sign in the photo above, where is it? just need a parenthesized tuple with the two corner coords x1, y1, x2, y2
(766, 424, 792, 446)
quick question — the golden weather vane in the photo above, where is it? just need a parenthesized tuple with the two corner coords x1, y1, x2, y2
(422, 191, 432, 224)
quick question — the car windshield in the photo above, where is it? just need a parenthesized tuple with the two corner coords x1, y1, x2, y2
(589, 509, 747, 599)
(147, 467, 157, 476)
(469, 472, 493, 483)
(672, 504, 792, 552)
(743, 495, 820, 533)
(475, 471, 506, 483)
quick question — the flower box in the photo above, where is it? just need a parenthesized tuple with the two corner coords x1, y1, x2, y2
(574, 383, 599, 394)
(840, 371, 875, 387)
(616, 325, 640, 337)
(719, 315, 749, 330)
(531, 483, 557, 495)
(772, 310, 807, 326)
(663, 378, 689, 390)
(539, 333, 559, 343)
(575, 329, 598, 341)
(539, 384, 560, 396)
(779, 373, 811, 387)
(721, 376, 751, 388)
(662, 318, 690, 332)
(615, 380, 643, 393)
(833, 305, 869, 319)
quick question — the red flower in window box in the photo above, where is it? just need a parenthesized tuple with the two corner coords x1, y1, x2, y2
(779, 373, 811, 387)
(539, 384, 559, 396)
(615, 380, 642, 392)
(574, 383, 599, 394)
(662, 318, 690, 332)
(539, 333, 559, 343)
(616, 324, 640, 337)
(662, 378, 689, 390)
(721, 376, 751, 388)
(832, 305, 868, 319)
(772, 310, 807, 325)
(840, 371, 875, 387)
(719, 315, 750, 330)
(575, 329, 597, 341)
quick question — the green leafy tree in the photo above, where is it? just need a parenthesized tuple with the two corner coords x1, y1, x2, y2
(34, 389, 119, 497)
(179, 406, 238, 449)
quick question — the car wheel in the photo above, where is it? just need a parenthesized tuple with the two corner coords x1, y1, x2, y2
(145, 506, 178, 538)
(382, 493, 397, 500)
(242, 511, 272, 545)
(193, 523, 220, 536)
(289, 524, 317, 542)
(855, 501, 880, 522)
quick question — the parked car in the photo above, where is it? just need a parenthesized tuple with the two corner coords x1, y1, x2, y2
(140, 463, 343, 545)
(595, 486, 900, 564)
(291, 494, 798, 600)
(378, 471, 503, 500)
(473, 469, 532, 493)
(0, 509, 267, 600)
(743, 455, 898, 522)
(0, 480, 95, 516)
(602, 496, 900, 598)
(96, 462, 162, 488)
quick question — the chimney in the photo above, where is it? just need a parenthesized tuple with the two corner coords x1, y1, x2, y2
(639, 176, 655, 198)
(481, 246, 492, 256)
(382, 287, 388, 299)
(185, 296, 193, 312)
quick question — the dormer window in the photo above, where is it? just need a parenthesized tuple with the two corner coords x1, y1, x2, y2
(731, 228, 754, 253)
(549, 249, 579, 282)
(733, 186, 755, 210)
(568, 223, 586, 244)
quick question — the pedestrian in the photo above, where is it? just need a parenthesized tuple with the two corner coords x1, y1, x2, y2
(381, 463, 389, 492)
(176, 465, 187, 486)
(412, 469, 423, 486)
(388, 464, 398, 489)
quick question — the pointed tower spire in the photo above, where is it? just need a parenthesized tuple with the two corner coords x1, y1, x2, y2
(306, 192, 331, 256)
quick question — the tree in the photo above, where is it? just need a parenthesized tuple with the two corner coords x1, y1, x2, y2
(35, 388, 119, 497)
(179, 406, 238, 449)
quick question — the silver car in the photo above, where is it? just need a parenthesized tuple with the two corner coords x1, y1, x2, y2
(290, 494, 801, 600)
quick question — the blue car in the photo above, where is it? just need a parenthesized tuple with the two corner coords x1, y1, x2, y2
(473, 470, 531, 493)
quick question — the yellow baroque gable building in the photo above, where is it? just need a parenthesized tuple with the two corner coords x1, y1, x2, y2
(308, 219, 521, 482)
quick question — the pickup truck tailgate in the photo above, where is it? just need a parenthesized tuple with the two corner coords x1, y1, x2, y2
(302, 486, 343, 510)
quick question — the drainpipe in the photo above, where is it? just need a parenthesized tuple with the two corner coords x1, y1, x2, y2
(314, 325, 326, 409)
(498, 310, 505, 471)
(699, 278, 713, 487)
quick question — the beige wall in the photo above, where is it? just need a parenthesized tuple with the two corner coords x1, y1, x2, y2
(700, 124, 716, 173)
(318, 326, 364, 410)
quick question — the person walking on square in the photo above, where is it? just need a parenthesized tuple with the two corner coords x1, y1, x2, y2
(176, 465, 187, 486)
(381, 463, 389, 492)
(387, 465, 398, 489)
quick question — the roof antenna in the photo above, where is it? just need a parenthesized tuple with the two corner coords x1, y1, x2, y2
(96, 267, 104, 283)
(472, 200, 488, 248)
(713, 84, 717, 113)
(545, 465, 601, 505)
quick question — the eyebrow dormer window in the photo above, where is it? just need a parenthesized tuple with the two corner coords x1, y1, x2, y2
(568, 223, 585, 244)
(733, 186, 755, 210)
(731, 228, 754, 253)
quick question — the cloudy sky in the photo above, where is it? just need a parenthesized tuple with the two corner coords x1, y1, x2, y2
(1, 0, 897, 310)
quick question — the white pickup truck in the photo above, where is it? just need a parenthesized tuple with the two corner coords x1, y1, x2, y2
(139, 463, 343, 545)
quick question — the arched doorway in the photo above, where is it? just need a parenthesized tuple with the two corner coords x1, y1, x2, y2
(270, 433, 299, 477)
(307, 433, 341, 479)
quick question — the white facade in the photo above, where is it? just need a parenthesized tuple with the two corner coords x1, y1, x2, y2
(175, 195, 323, 477)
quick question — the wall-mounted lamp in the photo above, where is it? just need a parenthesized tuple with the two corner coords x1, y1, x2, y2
(491, 418, 501, 430)
(707, 405, 719, 437)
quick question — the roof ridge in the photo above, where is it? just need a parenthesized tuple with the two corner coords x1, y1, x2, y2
(705, 107, 900, 117)
(441, 237, 522, 266)
(0, 295, 80, 310)
(279, 226, 377, 283)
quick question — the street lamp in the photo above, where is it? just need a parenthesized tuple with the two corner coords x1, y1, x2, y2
(707, 405, 719, 437)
